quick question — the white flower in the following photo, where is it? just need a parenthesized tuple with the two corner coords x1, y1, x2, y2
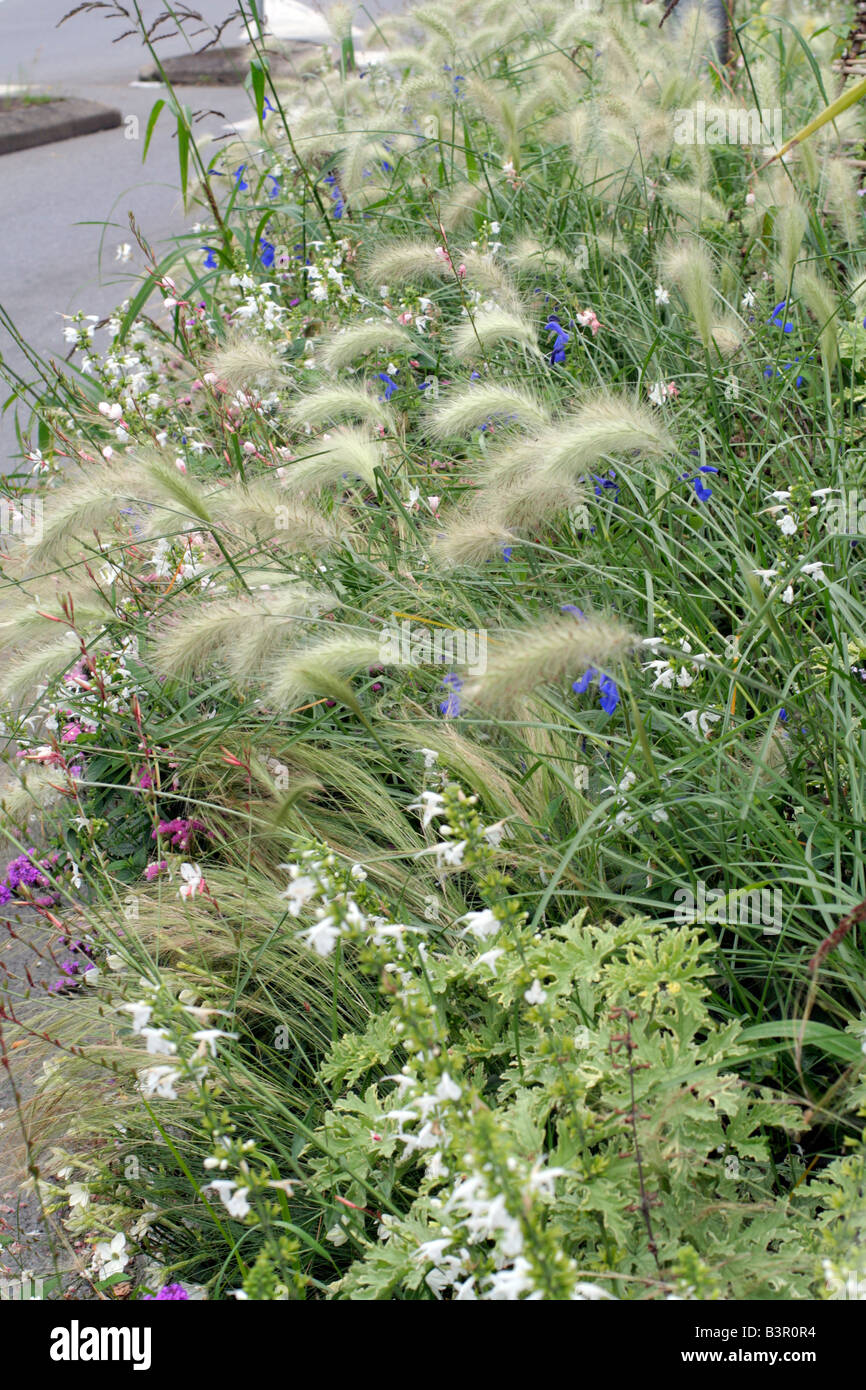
(121, 1000, 152, 1033)
(141, 1027, 177, 1057)
(681, 710, 722, 738)
(654, 284, 670, 306)
(781, 584, 795, 605)
(652, 807, 669, 823)
(280, 872, 317, 916)
(191, 1029, 238, 1058)
(208, 1180, 251, 1219)
(98, 401, 123, 421)
(524, 979, 547, 1005)
(645, 660, 675, 690)
(92, 1233, 128, 1279)
(420, 747, 439, 769)
(302, 916, 341, 956)
(68, 1182, 90, 1209)
(115, 243, 133, 263)
(459, 908, 500, 940)
(801, 562, 826, 582)
(777, 513, 797, 536)
(139, 1064, 181, 1099)
(433, 839, 467, 869)
(179, 862, 204, 899)
(741, 289, 756, 309)
(326, 1223, 348, 1246)
(435, 1072, 462, 1102)
(408, 789, 447, 829)
(752, 568, 778, 585)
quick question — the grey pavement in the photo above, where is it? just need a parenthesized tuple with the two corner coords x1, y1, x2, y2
(0, 0, 402, 474)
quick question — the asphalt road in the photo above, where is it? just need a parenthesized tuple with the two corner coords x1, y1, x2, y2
(0, 0, 401, 474)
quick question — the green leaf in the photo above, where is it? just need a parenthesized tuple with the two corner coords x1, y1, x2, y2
(142, 98, 166, 163)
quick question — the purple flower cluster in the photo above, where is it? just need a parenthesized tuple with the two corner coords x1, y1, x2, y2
(0, 849, 54, 906)
(143, 1282, 189, 1301)
(152, 818, 208, 851)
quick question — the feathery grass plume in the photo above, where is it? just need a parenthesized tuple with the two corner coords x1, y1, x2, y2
(439, 182, 483, 232)
(0, 765, 65, 820)
(227, 591, 338, 680)
(773, 199, 809, 292)
(208, 479, 340, 553)
(660, 238, 717, 349)
(321, 321, 415, 371)
(413, 3, 459, 46)
(463, 616, 638, 712)
(152, 585, 330, 682)
(450, 309, 541, 361)
(288, 385, 395, 432)
(798, 269, 840, 373)
(506, 237, 587, 285)
(142, 455, 215, 528)
(0, 591, 112, 654)
(458, 251, 523, 308)
(23, 464, 148, 568)
(483, 396, 675, 489)
(0, 632, 82, 706)
(488, 474, 586, 531)
(337, 134, 392, 206)
(268, 634, 384, 708)
(281, 427, 383, 495)
(662, 182, 728, 227)
(206, 337, 285, 391)
(364, 241, 456, 288)
(433, 514, 518, 568)
(426, 384, 550, 438)
(825, 158, 861, 252)
(708, 318, 744, 358)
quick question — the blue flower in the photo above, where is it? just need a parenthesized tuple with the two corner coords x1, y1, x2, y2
(544, 315, 570, 365)
(233, 164, 249, 192)
(259, 238, 275, 269)
(680, 465, 719, 502)
(323, 173, 345, 219)
(502, 546, 512, 562)
(261, 96, 276, 118)
(377, 372, 397, 400)
(572, 666, 619, 716)
(201, 246, 218, 269)
(266, 173, 280, 199)
(592, 470, 620, 501)
(560, 604, 585, 619)
(769, 301, 794, 333)
(439, 672, 463, 716)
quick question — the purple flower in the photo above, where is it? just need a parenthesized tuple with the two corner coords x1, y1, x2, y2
(681, 465, 719, 502)
(143, 1282, 189, 1301)
(377, 372, 397, 401)
(544, 316, 570, 365)
(439, 672, 463, 717)
(769, 301, 794, 333)
(572, 667, 619, 716)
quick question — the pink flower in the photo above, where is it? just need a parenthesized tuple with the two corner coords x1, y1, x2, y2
(576, 308, 602, 336)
